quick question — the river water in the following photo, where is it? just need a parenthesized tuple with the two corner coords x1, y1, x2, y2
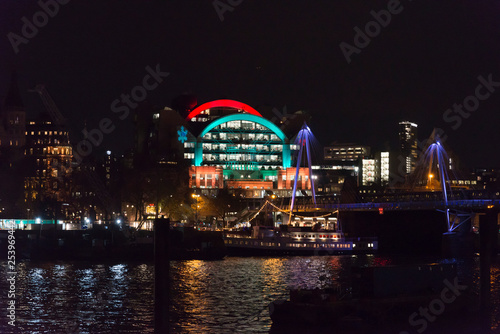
(0, 255, 499, 333)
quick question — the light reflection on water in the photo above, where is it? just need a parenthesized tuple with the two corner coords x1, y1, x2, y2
(171, 256, 500, 333)
(0, 261, 154, 334)
(491, 265, 500, 332)
(170, 256, 375, 333)
(0, 256, 498, 333)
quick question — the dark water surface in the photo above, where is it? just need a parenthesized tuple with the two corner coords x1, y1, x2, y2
(1, 255, 499, 333)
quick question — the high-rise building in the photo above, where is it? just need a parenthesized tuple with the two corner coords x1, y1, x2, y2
(376, 151, 390, 186)
(361, 158, 376, 186)
(398, 121, 418, 174)
(324, 144, 370, 162)
(323, 143, 370, 188)
(360, 152, 390, 187)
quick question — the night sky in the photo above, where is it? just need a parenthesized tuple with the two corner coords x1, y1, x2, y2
(1, 1, 499, 168)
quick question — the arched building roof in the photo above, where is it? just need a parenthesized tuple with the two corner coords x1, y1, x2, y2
(186, 99, 262, 120)
(199, 113, 287, 141)
(194, 113, 291, 168)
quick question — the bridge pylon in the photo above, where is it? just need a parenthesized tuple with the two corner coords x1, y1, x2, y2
(288, 123, 316, 223)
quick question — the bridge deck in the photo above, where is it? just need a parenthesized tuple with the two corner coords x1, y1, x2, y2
(293, 199, 499, 212)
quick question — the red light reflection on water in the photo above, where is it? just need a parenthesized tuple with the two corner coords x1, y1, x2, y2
(372, 257, 391, 266)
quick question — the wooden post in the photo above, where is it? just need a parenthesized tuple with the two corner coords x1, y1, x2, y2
(154, 218, 170, 334)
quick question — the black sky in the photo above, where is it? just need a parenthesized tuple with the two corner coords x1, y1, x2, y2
(0, 0, 499, 168)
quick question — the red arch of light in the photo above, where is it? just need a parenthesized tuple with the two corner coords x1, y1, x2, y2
(186, 99, 263, 120)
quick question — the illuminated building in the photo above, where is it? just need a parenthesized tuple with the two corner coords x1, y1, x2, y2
(102, 150, 120, 189)
(399, 121, 418, 174)
(377, 151, 390, 186)
(186, 99, 262, 123)
(324, 144, 370, 162)
(361, 158, 376, 186)
(24, 112, 73, 206)
(473, 168, 498, 191)
(359, 152, 391, 187)
(179, 100, 312, 198)
(321, 143, 370, 190)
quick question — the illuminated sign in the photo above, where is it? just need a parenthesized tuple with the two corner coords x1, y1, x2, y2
(177, 126, 188, 143)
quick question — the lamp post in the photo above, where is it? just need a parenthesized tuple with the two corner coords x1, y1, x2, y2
(269, 194, 276, 226)
(428, 173, 434, 189)
(192, 194, 200, 225)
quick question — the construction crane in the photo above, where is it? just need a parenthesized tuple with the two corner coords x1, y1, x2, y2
(28, 84, 67, 126)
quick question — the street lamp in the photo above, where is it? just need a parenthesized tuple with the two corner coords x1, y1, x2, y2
(192, 194, 200, 224)
(428, 174, 434, 189)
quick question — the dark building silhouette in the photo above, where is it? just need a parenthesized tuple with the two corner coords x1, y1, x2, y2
(398, 121, 418, 174)
(0, 72, 26, 217)
(0, 72, 26, 150)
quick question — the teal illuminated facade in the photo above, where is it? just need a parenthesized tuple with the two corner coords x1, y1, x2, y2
(194, 113, 291, 169)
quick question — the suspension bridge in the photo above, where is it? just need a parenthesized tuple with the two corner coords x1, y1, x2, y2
(248, 127, 499, 236)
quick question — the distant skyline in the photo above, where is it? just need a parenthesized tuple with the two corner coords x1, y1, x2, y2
(1, 1, 499, 168)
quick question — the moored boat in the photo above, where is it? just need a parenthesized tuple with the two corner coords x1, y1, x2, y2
(223, 225, 378, 256)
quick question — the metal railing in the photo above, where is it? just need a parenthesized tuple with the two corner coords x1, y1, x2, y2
(296, 199, 500, 211)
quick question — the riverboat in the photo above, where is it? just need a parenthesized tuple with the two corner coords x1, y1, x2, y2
(223, 225, 377, 255)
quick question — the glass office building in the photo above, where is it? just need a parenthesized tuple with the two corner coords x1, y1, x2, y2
(181, 100, 310, 198)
